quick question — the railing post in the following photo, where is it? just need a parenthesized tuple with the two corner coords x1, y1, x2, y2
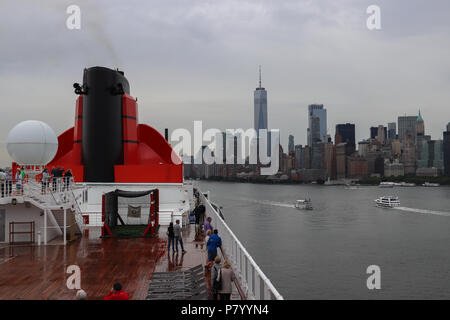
(44, 209, 47, 245)
(63, 208, 67, 246)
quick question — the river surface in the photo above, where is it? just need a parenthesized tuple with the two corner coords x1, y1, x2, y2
(197, 181, 450, 299)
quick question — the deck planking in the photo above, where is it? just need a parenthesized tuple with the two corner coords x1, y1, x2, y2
(0, 225, 208, 300)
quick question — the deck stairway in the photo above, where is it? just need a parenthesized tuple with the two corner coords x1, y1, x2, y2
(20, 178, 87, 239)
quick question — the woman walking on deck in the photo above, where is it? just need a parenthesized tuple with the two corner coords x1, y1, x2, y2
(219, 260, 235, 300)
(211, 255, 222, 300)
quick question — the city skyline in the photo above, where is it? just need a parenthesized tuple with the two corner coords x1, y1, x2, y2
(1, 0, 450, 165)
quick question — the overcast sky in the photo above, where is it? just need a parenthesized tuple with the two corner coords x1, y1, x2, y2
(1, 0, 450, 166)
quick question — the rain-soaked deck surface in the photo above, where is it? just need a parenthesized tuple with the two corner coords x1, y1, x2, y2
(0, 225, 209, 300)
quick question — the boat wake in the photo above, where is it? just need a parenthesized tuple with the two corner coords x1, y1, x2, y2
(393, 207, 450, 217)
(239, 198, 296, 209)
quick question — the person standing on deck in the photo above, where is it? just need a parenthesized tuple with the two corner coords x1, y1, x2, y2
(206, 229, 222, 263)
(41, 168, 50, 193)
(0, 170, 5, 198)
(15, 169, 22, 195)
(64, 169, 73, 191)
(211, 255, 222, 300)
(6, 169, 12, 196)
(174, 219, 186, 254)
(103, 283, 129, 300)
(51, 167, 57, 192)
(167, 222, 175, 253)
(204, 217, 213, 237)
(219, 260, 235, 300)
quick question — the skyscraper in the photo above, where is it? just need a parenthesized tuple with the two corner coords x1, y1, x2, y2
(253, 66, 270, 157)
(288, 135, 294, 154)
(398, 116, 417, 142)
(387, 122, 396, 141)
(444, 123, 450, 177)
(335, 123, 355, 146)
(370, 127, 378, 140)
(254, 66, 268, 136)
(416, 110, 425, 160)
(307, 104, 327, 146)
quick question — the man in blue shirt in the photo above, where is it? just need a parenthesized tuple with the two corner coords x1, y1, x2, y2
(206, 229, 222, 262)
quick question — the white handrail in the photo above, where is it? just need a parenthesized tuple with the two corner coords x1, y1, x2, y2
(198, 190, 283, 300)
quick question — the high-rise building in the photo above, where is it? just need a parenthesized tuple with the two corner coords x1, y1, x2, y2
(402, 132, 416, 174)
(323, 141, 336, 180)
(335, 123, 355, 147)
(253, 66, 270, 157)
(376, 125, 386, 145)
(416, 110, 425, 161)
(358, 140, 369, 157)
(307, 104, 327, 146)
(387, 122, 396, 141)
(398, 116, 417, 142)
(336, 143, 347, 179)
(444, 124, 450, 177)
(294, 144, 304, 169)
(254, 66, 267, 135)
(311, 142, 324, 171)
(288, 135, 294, 154)
(370, 127, 378, 140)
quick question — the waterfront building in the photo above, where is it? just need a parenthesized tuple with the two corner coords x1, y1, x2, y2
(384, 159, 405, 177)
(307, 104, 327, 146)
(416, 167, 440, 177)
(336, 143, 347, 179)
(347, 156, 369, 179)
(297, 168, 323, 182)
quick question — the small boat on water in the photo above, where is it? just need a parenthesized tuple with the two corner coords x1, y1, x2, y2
(423, 182, 440, 187)
(374, 196, 401, 208)
(295, 199, 313, 210)
(379, 182, 395, 188)
(399, 182, 416, 187)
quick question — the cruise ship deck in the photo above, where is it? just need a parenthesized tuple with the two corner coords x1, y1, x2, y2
(0, 225, 216, 300)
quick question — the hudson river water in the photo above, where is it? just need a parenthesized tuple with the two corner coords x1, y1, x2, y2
(197, 181, 450, 299)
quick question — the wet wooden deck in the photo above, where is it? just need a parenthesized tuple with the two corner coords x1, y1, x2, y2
(0, 225, 209, 300)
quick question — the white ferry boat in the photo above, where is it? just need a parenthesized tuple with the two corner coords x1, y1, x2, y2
(374, 196, 401, 208)
(295, 199, 313, 210)
(422, 182, 440, 187)
(379, 182, 395, 188)
(399, 182, 416, 187)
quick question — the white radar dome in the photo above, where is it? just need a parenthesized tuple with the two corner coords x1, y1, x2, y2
(6, 120, 58, 165)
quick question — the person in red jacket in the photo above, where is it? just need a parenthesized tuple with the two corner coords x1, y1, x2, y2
(103, 283, 129, 300)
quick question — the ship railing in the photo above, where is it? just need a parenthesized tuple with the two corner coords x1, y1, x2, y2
(198, 191, 284, 300)
(0, 180, 16, 199)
